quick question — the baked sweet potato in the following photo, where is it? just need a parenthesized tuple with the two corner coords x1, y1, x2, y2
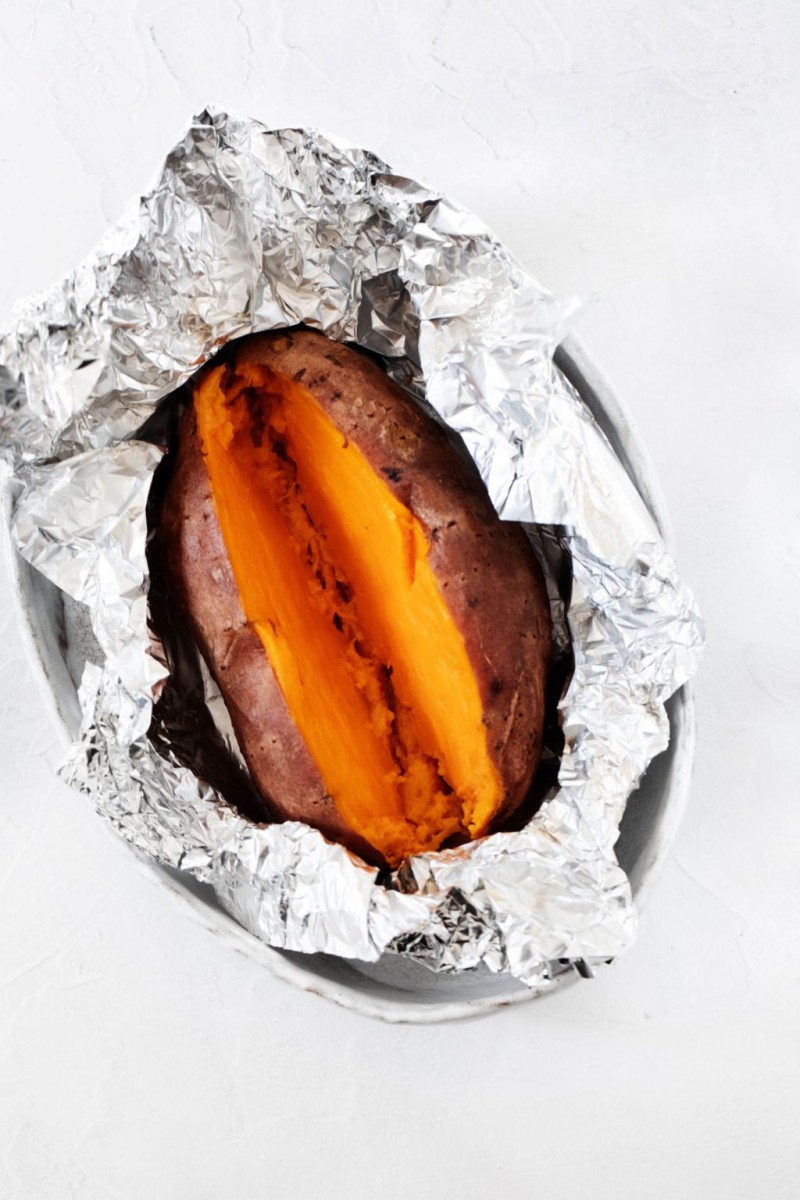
(159, 329, 551, 868)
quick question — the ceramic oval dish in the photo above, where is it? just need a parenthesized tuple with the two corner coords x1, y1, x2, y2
(4, 333, 696, 1023)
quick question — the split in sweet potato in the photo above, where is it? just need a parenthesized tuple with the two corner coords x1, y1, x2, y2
(194, 360, 504, 866)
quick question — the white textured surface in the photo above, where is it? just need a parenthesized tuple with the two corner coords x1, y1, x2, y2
(0, 2, 798, 1197)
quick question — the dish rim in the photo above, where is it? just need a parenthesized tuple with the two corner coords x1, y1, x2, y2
(2, 330, 697, 1023)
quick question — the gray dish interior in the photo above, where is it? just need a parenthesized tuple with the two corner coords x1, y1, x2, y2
(5, 334, 696, 1018)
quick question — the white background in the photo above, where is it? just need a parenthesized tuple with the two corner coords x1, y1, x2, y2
(1, 2, 799, 1197)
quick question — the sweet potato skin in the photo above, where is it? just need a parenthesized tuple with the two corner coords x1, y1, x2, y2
(159, 329, 551, 865)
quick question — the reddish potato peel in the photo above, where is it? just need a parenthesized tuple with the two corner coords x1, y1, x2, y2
(159, 330, 551, 867)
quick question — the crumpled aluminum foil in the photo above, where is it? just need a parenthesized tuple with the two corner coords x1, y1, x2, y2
(0, 109, 704, 989)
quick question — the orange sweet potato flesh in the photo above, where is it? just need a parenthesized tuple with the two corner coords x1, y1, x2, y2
(160, 330, 551, 868)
